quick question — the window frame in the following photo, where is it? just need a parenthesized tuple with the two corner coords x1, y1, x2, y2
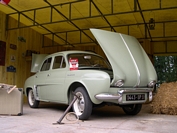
(52, 55, 66, 69)
(40, 57, 52, 71)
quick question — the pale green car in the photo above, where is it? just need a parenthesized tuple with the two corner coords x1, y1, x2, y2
(24, 29, 157, 120)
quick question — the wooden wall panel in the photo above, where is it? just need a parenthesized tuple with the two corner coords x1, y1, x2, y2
(0, 12, 42, 89)
(153, 41, 177, 56)
(153, 42, 166, 54)
(139, 39, 153, 54)
(0, 12, 6, 41)
(167, 41, 177, 53)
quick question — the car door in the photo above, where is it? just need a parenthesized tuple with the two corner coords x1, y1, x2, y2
(44, 55, 66, 102)
(35, 57, 52, 101)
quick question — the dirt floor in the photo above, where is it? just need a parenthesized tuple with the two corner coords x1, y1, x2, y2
(151, 82, 177, 115)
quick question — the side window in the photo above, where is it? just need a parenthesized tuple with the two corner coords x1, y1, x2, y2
(40, 58, 52, 71)
(52, 56, 66, 69)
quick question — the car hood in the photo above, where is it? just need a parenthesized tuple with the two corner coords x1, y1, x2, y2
(90, 29, 157, 87)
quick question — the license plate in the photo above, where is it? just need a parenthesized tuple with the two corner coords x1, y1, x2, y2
(126, 94, 145, 101)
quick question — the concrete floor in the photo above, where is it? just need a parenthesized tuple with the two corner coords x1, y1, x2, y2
(0, 103, 177, 133)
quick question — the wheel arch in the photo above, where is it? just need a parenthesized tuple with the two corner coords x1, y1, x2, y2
(67, 80, 105, 105)
(25, 87, 33, 96)
(67, 82, 87, 104)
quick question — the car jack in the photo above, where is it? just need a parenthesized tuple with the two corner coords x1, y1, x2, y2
(53, 92, 80, 125)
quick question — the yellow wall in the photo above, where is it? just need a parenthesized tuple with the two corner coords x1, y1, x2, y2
(153, 41, 177, 56)
(0, 12, 40, 88)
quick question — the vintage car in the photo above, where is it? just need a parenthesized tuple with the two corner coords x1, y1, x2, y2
(24, 29, 157, 120)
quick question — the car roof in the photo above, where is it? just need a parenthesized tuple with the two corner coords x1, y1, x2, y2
(47, 50, 97, 57)
(30, 50, 98, 73)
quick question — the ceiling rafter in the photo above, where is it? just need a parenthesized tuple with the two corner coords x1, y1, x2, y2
(4, 0, 177, 47)
(7, 0, 86, 15)
(135, 0, 152, 41)
(7, 5, 75, 47)
(43, 0, 98, 46)
(43, 19, 177, 40)
(6, 1, 177, 31)
(90, 0, 116, 32)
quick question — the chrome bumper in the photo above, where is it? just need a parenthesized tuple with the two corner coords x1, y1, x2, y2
(95, 88, 153, 104)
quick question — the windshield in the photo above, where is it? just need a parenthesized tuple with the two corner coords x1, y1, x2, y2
(68, 53, 112, 70)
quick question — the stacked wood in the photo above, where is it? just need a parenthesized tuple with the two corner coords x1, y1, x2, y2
(151, 82, 177, 115)
(0, 83, 16, 94)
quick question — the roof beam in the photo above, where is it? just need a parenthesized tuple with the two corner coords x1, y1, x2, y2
(7, 5, 51, 33)
(44, 0, 97, 45)
(43, 20, 177, 34)
(5, 0, 177, 46)
(7, 5, 74, 47)
(7, 0, 177, 30)
(136, 0, 152, 41)
(90, 0, 116, 32)
(7, 0, 86, 15)
(134, 0, 138, 11)
(6, 4, 177, 31)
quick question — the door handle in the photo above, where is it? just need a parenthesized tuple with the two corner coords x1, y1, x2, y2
(36, 76, 37, 78)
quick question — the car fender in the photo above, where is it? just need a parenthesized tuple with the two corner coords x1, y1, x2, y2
(24, 76, 35, 96)
(65, 70, 110, 104)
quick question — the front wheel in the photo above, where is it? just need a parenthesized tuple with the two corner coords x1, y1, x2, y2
(28, 89, 39, 108)
(72, 87, 93, 120)
(122, 104, 142, 115)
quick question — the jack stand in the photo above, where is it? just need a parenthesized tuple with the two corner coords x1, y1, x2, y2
(53, 92, 80, 125)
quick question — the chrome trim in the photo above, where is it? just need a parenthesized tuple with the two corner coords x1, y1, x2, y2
(114, 79, 124, 87)
(147, 80, 156, 88)
(34, 85, 39, 100)
(95, 88, 153, 103)
(95, 93, 121, 100)
(119, 88, 153, 93)
(120, 34, 140, 87)
(149, 91, 153, 101)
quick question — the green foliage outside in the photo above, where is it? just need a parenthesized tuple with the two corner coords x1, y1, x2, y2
(154, 56, 177, 87)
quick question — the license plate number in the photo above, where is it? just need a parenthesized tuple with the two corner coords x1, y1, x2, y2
(126, 94, 145, 101)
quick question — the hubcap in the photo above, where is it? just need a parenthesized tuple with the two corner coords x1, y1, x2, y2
(73, 92, 85, 116)
(28, 90, 35, 106)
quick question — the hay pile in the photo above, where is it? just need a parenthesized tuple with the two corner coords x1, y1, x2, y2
(151, 82, 177, 115)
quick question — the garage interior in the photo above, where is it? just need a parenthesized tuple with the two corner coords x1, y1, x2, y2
(0, 0, 177, 132)
(0, 0, 177, 89)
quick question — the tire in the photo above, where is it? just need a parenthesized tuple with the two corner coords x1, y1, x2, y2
(28, 89, 39, 108)
(122, 104, 142, 115)
(72, 87, 93, 120)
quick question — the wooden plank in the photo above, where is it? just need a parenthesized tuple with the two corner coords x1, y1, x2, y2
(0, 83, 16, 94)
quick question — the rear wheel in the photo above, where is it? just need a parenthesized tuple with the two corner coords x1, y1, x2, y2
(122, 104, 142, 115)
(28, 89, 39, 108)
(72, 87, 92, 120)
